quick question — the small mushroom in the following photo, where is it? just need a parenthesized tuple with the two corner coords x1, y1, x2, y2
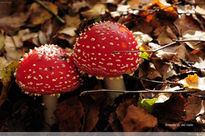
(73, 21, 140, 100)
(15, 44, 80, 130)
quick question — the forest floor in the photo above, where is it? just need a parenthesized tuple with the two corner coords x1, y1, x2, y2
(0, 0, 205, 132)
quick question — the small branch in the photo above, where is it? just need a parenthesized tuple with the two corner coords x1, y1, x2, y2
(79, 89, 196, 96)
(134, 77, 181, 85)
(112, 39, 205, 54)
(35, 0, 65, 24)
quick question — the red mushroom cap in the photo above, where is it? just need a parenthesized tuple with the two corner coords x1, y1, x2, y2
(73, 21, 140, 78)
(15, 44, 80, 95)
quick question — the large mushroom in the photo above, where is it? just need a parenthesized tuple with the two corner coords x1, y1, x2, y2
(73, 21, 140, 100)
(15, 44, 80, 130)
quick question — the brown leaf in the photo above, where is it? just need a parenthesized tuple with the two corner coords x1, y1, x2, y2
(121, 105, 157, 132)
(29, 1, 58, 25)
(108, 112, 122, 132)
(0, 12, 29, 34)
(184, 96, 201, 121)
(65, 15, 81, 29)
(55, 96, 84, 131)
(174, 14, 200, 36)
(83, 103, 99, 131)
(116, 96, 138, 121)
(81, 3, 108, 19)
(153, 94, 186, 130)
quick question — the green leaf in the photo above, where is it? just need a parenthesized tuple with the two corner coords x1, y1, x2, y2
(138, 94, 158, 112)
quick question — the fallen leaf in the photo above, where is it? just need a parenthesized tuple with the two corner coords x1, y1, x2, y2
(83, 103, 99, 131)
(55, 96, 84, 131)
(0, 30, 5, 52)
(184, 96, 201, 121)
(139, 0, 178, 23)
(121, 105, 157, 131)
(116, 95, 138, 121)
(1, 60, 18, 86)
(138, 95, 158, 112)
(0, 57, 10, 79)
(153, 94, 186, 130)
(108, 112, 122, 132)
(0, 12, 29, 34)
(65, 15, 81, 29)
(128, 0, 140, 9)
(59, 27, 77, 37)
(4, 36, 23, 60)
(29, 1, 58, 25)
(81, 3, 108, 19)
(182, 30, 205, 50)
(174, 14, 200, 36)
(71, 0, 89, 12)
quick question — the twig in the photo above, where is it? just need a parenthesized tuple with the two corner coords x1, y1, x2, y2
(134, 77, 181, 85)
(112, 39, 205, 54)
(35, 0, 65, 24)
(79, 89, 196, 96)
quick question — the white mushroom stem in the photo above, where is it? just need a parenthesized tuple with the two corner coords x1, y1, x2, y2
(104, 77, 126, 101)
(43, 95, 58, 131)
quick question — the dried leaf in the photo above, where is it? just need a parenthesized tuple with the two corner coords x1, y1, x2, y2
(81, 3, 108, 19)
(4, 36, 23, 60)
(153, 94, 186, 130)
(55, 96, 84, 131)
(116, 96, 138, 121)
(83, 103, 99, 131)
(183, 30, 205, 50)
(139, 0, 178, 23)
(2, 60, 19, 86)
(108, 112, 122, 132)
(128, 0, 140, 9)
(184, 96, 201, 121)
(0, 30, 5, 52)
(59, 27, 77, 37)
(65, 15, 81, 29)
(121, 105, 157, 131)
(0, 12, 29, 34)
(174, 14, 200, 36)
(29, 1, 58, 25)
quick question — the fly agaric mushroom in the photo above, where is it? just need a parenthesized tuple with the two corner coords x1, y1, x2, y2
(73, 21, 140, 100)
(15, 44, 80, 130)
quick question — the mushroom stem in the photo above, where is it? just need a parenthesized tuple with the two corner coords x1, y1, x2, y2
(104, 77, 126, 101)
(43, 95, 58, 131)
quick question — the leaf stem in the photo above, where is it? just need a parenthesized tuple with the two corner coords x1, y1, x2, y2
(35, 0, 65, 24)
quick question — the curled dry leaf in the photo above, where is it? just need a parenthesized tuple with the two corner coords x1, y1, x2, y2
(29, 1, 58, 25)
(121, 105, 157, 132)
(81, 3, 108, 19)
(55, 96, 84, 131)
